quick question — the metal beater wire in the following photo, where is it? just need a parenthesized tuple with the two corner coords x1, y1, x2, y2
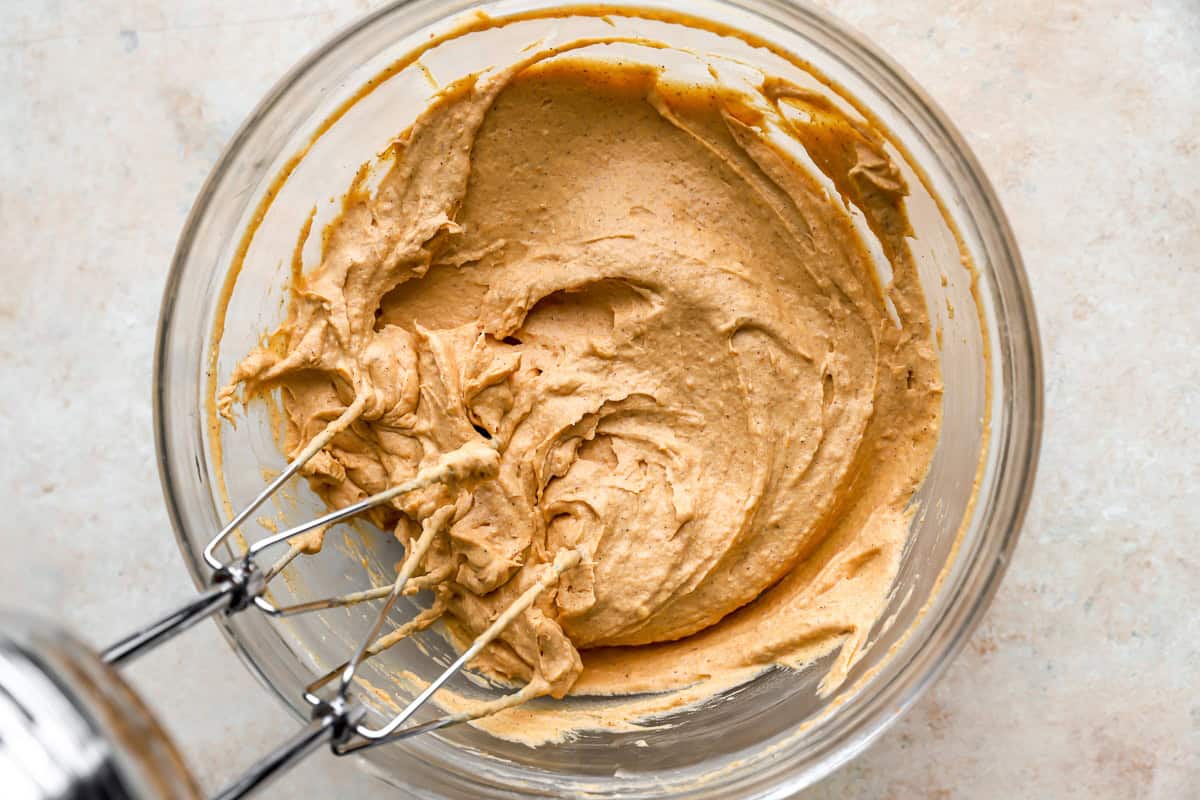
(202, 397, 366, 570)
(334, 548, 582, 750)
(191, 430, 581, 752)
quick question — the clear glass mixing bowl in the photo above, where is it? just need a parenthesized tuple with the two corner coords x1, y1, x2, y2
(155, 1, 1042, 797)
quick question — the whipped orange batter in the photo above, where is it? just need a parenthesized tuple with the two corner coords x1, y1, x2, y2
(219, 37, 941, 728)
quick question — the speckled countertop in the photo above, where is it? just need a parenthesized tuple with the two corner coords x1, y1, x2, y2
(1, 1, 1196, 797)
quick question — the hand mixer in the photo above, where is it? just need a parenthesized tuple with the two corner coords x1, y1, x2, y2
(0, 429, 583, 800)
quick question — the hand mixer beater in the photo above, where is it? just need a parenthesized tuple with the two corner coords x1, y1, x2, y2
(0, 426, 584, 800)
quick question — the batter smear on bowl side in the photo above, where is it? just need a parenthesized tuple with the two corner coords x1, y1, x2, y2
(219, 41, 943, 731)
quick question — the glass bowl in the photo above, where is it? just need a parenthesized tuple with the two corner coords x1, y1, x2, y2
(155, 1, 1042, 797)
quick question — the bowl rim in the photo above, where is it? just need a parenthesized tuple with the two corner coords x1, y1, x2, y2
(154, 0, 1043, 795)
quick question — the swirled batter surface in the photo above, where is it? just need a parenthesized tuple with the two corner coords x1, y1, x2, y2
(221, 44, 942, 723)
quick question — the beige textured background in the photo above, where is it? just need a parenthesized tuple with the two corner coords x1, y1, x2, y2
(1, 1, 1197, 797)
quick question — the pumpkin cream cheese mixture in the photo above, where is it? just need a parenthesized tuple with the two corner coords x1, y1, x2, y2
(219, 36, 942, 737)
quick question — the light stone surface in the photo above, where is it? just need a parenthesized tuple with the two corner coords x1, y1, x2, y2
(1, 1, 1196, 797)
